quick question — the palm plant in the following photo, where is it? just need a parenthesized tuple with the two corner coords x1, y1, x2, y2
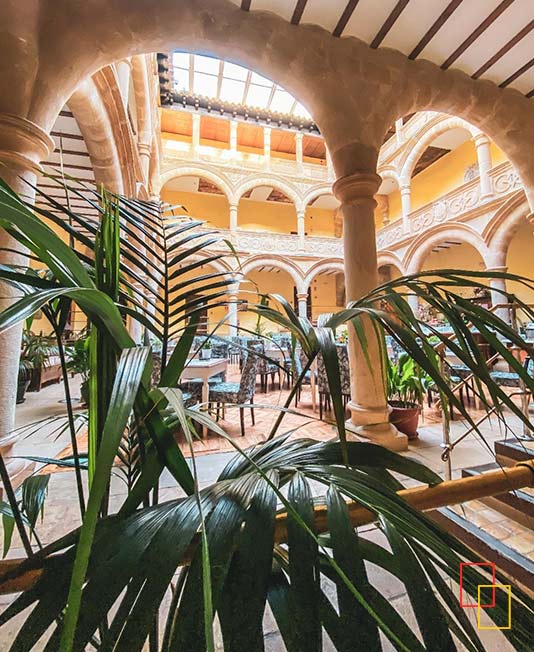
(0, 175, 534, 651)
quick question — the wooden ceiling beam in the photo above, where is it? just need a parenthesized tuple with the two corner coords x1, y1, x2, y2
(472, 19, 534, 79)
(291, 0, 308, 25)
(441, 0, 515, 70)
(370, 0, 410, 49)
(332, 0, 361, 38)
(408, 0, 464, 60)
(499, 56, 534, 87)
(241, 0, 252, 10)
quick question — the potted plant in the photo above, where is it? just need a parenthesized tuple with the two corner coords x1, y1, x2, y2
(17, 358, 33, 404)
(387, 352, 430, 439)
(19, 329, 56, 394)
(66, 334, 90, 405)
(200, 339, 212, 360)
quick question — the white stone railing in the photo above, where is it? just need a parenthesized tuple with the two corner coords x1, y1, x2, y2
(163, 139, 332, 184)
(376, 161, 521, 250)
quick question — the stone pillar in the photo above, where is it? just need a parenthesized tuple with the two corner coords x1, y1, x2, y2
(263, 126, 271, 169)
(230, 119, 238, 157)
(116, 59, 132, 108)
(138, 142, 151, 183)
(295, 131, 304, 174)
(487, 265, 511, 324)
(333, 171, 407, 451)
(326, 147, 334, 182)
(227, 285, 239, 336)
(229, 203, 238, 233)
(191, 112, 201, 156)
(297, 209, 306, 249)
(0, 113, 55, 486)
(400, 183, 411, 232)
(473, 133, 493, 199)
(296, 292, 308, 319)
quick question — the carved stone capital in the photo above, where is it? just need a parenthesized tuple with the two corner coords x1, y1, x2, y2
(333, 171, 381, 207)
(0, 113, 54, 175)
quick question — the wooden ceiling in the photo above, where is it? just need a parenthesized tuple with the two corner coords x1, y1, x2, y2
(235, 0, 534, 98)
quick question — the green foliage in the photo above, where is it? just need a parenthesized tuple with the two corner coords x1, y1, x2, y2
(19, 329, 56, 379)
(1, 176, 534, 651)
(387, 352, 432, 407)
(65, 332, 90, 381)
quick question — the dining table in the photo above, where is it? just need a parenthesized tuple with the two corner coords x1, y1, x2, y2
(180, 357, 229, 437)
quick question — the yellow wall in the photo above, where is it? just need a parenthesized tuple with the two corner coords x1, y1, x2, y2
(238, 269, 295, 333)
(311, 274, 339, 318)
(238, 198, 296, 234)
(305, 206, 337, 237)
(506, 221, 534, 307)
(421, 243, 485, 298)
(161, 188, 230, 229)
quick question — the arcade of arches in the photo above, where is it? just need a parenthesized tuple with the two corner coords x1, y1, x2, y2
(1, 0, 534, 477)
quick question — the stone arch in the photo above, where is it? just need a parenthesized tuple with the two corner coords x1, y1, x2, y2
(377, 251, 406, 276)
(378, 166, 401, 189)
(130, 55, 153, 149)
(160, 166, 234, 204)
(399, 116, 478, 186)
(239, 255, 305, 293)
(234, 176, 303, 212)
(303, 259, 345, 291)
(303, 185, 337, 208)
(483, 190, 531, 265)
(404, 223, 490, 274)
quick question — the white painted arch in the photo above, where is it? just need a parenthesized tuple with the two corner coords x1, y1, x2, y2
(234, 175, 304, 212)
(303, 258, 344, 290)
(237, 254, 306, 293)
(160, 165, 234, 203)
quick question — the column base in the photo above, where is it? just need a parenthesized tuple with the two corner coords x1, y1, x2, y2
(346, 419, 408, 451)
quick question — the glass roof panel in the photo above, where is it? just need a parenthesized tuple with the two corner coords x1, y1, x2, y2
(172, 52, 311, 119)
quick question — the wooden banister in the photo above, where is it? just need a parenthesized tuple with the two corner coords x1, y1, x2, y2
(1, 461, 534, 596)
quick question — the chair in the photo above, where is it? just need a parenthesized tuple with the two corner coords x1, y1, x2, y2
(210, 345, 261, 436)
(317, 345, 351, 419)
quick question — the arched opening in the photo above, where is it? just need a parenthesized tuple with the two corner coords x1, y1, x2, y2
(304, 193, 341, 238)
(376, 174, 399, 226)
(506, 220, 534, 308)
(309, 270, 345, 321)
(238, 266, 297, 334)
(161, 174, 230, 229)
(237, 185, 297, 235)
(378, 264, 402, 284)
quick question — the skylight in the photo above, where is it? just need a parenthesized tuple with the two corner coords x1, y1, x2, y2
(172, 52, 312, 120)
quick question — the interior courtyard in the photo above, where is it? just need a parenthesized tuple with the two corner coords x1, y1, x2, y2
(1, 1, 534, 650)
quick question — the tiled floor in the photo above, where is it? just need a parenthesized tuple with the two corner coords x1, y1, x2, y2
(1, 367, 532, 651)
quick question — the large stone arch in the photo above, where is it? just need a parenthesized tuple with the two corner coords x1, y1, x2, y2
(160, 165, 235, 204)
(483, 190, 532, 266)
(239, 255, 305, 294)
(7, 0, 534, 194)
(303, 259, 345, 291)
(404, 223, 490, 274)
(130, 55, 153, 149)
(234, 175, 303, 212)
(399, 116, 478, 186)
(68, 68, 139, 195)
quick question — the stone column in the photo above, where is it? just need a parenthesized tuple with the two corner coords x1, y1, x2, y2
(296, 292, 308, 319)
(400, 183, 411, 232)
(263, 126, 271, 170)
(326, 147, 334, 182)
(0, 113, 55, 486)
(138, 142, 151, 183)
(229, 203, 238, 233)
(333, 171, 407, 451)
(473, 132, 493, 199)
(297, 209, 306, 249)
(487, 265, 511, 324)
(295, 131, 304, 174)
(116, 59, 132, 108)
(230, 119, 238, 157)
(227, 285, 239, 336)
(191, 112, 201, 156)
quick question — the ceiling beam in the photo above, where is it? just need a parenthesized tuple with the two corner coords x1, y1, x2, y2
(408, 0, 464, 60)
(241, 0, 252, 10)
(526, 89, 534, 98)
(472, 19, 534, 79)
(333, 0, 361, 38)
(370, 0, 410, 49)
(441, 0, 515, 70)
(51, 131, 84, 141)
(499, 56, 534, 87)
(291, 0, 308, 25)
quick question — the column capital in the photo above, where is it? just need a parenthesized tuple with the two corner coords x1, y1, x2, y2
(400, 183, 411, 194)
(333, 171, 381, 206)
(485, 265, 508, 274)
(472, 132, 490, 147)
(0, 113, 54, 175)
(294, 131, 304, 141)
(138, 142, 152, 157)
(296, 292, 308, 301)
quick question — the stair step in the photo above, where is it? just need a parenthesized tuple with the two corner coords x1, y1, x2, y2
(461, 462, 534, 528)
(430, 506, 534, 593)
(494, 438, 534, 467)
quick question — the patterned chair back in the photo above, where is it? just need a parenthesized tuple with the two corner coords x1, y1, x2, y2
(238, 344, 261, 403)
(337, 344, 351, 396)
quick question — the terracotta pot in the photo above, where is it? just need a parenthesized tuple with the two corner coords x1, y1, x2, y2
(388, 401, 420, 439)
